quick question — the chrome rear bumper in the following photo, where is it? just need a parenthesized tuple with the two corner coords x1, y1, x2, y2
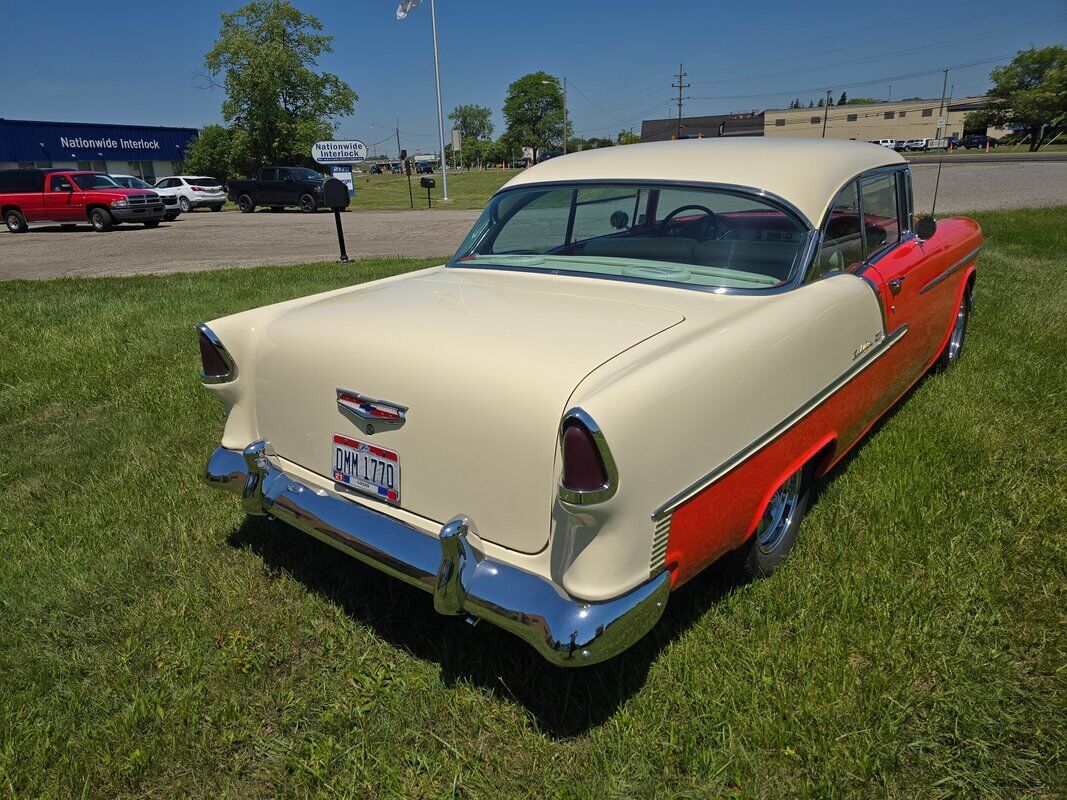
(205, 441, 669, 666)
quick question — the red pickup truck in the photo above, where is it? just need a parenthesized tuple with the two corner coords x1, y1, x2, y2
(0, 169, 165, 233)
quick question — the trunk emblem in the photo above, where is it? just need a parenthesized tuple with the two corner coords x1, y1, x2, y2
(336, 389, 408, 435)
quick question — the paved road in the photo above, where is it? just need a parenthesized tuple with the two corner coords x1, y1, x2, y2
(2, 160, 1064, 280)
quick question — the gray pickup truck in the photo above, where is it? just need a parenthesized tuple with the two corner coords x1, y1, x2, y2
(227, 166, 325, 213)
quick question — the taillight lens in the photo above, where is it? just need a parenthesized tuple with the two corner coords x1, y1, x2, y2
(198, 326, 234, 382)
(191, 185, 204, 191)
(561, 422, 608, 492)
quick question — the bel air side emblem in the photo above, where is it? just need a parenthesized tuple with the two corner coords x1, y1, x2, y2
(336, 389, 408, 435)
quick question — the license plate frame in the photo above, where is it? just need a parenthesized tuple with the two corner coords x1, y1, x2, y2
(331, 433, 400, 503)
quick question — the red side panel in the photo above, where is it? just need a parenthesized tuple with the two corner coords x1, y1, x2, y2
(665, 341, 899, 587)
(664, 221, 980, 589)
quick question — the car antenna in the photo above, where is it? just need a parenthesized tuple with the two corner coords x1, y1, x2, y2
(930, 68, 950, 218)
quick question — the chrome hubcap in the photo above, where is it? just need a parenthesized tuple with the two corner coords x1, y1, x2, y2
(757, 470, 802, 553)
(947, 293, 968, 362)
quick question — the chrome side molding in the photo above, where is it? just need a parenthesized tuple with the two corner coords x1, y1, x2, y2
(919, 245, 982, 295)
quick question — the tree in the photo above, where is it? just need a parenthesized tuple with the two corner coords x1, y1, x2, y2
(448, 104, 494, 142)
(617, 129, 641, 145)
(847, 97, 881, 105)
(817, 98, 825, 108)
(202, 0, 358, 172)
(502, 71, 565, 164)
(183, 124, 233, 182)
(808, 100, 815, 108)
(966, 46, 1066, 150)
(838, 91, 848, 106)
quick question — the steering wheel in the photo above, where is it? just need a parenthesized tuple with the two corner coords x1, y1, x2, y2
(661, 204, 718, 240)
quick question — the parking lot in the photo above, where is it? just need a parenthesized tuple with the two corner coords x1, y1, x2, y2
(2, 159, 1065, 280)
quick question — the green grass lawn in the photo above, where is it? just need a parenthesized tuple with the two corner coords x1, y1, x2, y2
(1, 208, 1063, 798)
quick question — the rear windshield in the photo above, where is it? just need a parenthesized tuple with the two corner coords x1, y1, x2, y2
(189, 177, 221, 187)
(451, 183, 809, 291)
(71, 173, 120, 190)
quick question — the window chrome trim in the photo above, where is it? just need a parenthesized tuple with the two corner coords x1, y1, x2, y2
(197, 322, 237, 385)
(651, 324, 909, 521)
(919, 245, 982, 294)
(558, 407, 619, 505)
(449, 179, 820, 297)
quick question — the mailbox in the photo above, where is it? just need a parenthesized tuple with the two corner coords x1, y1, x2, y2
(323, 177, 350, 210)
(420, 177, 436, 189)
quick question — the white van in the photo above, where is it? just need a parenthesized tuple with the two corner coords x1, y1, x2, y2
(873, 139, 897, 149)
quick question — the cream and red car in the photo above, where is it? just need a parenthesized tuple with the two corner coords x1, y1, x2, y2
(200, 139, 980, 666)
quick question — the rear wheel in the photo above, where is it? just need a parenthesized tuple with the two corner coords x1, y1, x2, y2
(731, 464, 812, 578)
(238, 194, 255, 213)
(935, 284, 972, 371)
(90, 208, 113, 232)
(178, 196, 192, 213)
(5, 209, 28, 233)
(299, 193, 317, 213)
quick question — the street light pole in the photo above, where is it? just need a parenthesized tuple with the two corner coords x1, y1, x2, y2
(562, 77, 567, 154)
(429, 0, 449, 200)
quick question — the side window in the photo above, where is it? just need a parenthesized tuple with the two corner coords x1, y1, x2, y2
(570, 188, 641, 243)
(49, 175, 73, 192)
(814, 180, 863, 279)
(261, 168, 277, 182)
(858, 172, 901, 255)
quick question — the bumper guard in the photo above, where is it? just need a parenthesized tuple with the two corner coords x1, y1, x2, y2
(205, 441, 669, 666)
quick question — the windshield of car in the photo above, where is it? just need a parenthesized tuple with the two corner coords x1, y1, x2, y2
(72, 173, 121, 190)
(114, 176, 151, 189)
(290, 168, 324, 182)
(450, 183, 809, 290)
(189, 177, 222, 187)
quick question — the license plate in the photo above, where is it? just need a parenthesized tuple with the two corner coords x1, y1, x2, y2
(332, 434, 400, 502)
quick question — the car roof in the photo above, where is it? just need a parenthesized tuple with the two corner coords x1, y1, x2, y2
(503, 137, 906, 227)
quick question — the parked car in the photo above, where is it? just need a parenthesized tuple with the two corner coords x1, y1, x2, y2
(415, 162, 435, 174)
(112, 174, 181, 220)
(200, 139, 981, 665)
(227, 167, 325, 213)
(959, 134, 1000, 150)
(370, 164, 387, 175)
(153, 175, 225, 212)
(873, 139, 897, 149)
(1, 169, 164, 232)
(900, 139, 930, 152)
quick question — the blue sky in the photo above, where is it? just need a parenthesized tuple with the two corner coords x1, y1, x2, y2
(2, 0, 1064, 157)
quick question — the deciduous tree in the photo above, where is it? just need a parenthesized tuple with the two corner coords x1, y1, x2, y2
(967, 46, 1066, 150)
(502, 72, 565, 164)
(201, 0, 358, 172)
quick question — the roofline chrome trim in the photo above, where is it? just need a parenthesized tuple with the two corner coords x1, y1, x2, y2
(448, 178, 820, 297)
(651, 324, 909, 521)
(919, 245, 982, 294)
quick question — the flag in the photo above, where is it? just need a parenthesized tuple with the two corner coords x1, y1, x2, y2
(396, 0, 422, 19)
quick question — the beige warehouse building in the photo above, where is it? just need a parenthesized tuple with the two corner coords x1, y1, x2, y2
(763, 96, 993, 141)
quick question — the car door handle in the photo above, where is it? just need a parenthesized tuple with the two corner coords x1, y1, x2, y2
(888, 276, 906, 295)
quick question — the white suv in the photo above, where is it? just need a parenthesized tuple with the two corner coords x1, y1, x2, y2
(153, 176, 225, 213)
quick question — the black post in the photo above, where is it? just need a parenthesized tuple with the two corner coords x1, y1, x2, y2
(426, 186, 432, 208)
(334, 210, 349, 262)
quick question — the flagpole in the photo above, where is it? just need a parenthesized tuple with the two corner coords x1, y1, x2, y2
(429, 0, 449, 201)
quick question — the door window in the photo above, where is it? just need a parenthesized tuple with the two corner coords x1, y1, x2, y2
(261, 168, 278, 182)
(858, 172, 901, 256)
(49, 175, 73, 192)
(813, 180, 863, 279)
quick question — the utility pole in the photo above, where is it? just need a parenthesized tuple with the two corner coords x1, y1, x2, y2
(672, 63, 690, 139)
(562, 77, 568, 154)
(821, 89, 832, 138)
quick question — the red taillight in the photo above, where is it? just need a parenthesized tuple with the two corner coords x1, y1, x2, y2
(199, 329, 232, 380)
(191, 185, 204, 191)
(561, 422, 608, 492)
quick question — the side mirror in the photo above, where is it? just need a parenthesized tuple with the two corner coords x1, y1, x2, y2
(915, 215, 937, 241)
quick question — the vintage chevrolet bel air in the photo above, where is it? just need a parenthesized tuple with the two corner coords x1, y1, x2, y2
(200, 139, 980, 666)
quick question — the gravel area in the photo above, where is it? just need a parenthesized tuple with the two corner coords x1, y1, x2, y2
(2, 161, 1064, 280)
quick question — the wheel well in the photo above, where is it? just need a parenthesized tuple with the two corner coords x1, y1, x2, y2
(2, 205, 22, 216)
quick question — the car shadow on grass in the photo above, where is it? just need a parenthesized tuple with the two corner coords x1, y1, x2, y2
(224, 368, 942, 737)
(227, 517, 747, 738)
